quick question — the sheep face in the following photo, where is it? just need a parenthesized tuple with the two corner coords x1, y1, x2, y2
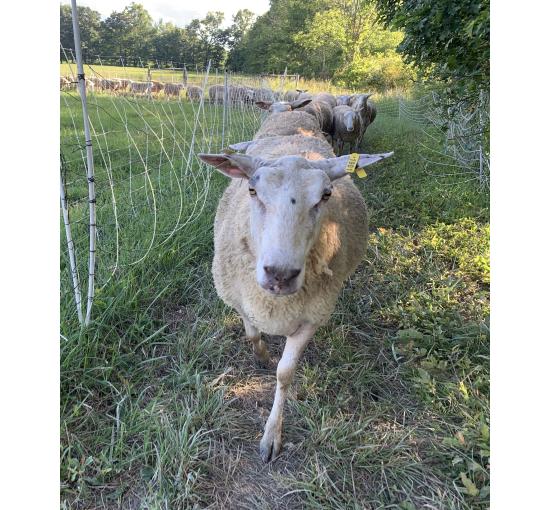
(198, 151, 393, 296)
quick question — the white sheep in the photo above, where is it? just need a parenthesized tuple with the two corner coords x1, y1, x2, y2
(198, 110, 393, 462)
(331, 105, 362, 155)
(186, 85, 203, 101)
(350, 93, 377, 148)
(164, 82, 184, 97)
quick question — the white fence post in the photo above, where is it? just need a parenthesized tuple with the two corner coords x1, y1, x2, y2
(60, 164, 83, 325)
(70, 0, 97, 326)
(222, 69, 229, 148)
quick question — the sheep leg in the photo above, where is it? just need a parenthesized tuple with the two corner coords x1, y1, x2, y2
(241, 313, 270, 364)
(260, 322, 316, 462)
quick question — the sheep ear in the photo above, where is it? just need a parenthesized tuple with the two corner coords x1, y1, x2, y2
(228, 140, 255, 152)
(319, 152, 394, 181)
(197, 153, 261, 179)
(255, 101, 272, 110)
(290, 98, 312, 110)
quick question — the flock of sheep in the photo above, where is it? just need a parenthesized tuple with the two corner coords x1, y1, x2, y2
(60, 75, 376, 155)
(253, 89, 377, 155)
(197, 84, 392, 462)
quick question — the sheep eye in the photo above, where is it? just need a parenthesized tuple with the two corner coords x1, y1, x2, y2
(321, 189, 332, 201)
(249, 188, 257, 196)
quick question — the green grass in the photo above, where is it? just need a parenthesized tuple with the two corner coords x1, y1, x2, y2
(61, 91, 489, 509)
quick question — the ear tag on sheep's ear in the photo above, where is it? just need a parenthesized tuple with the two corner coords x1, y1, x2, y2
(346, 153, 360, 174)
(222, 147, 237, 155)
(355, 167, 367, 178)
(345, 153, 366, 178)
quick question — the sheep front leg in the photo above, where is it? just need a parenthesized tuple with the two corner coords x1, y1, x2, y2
(260, 323, 316, 462)
(241, 313, 270, 364)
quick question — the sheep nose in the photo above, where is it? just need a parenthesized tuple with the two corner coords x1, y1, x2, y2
(263, 266, 301, 284)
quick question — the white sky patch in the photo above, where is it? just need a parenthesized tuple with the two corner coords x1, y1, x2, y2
(73, 0, 270, 27)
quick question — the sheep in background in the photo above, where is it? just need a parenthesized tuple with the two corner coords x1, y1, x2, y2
(336, 94, 352, 106)
(186, 85, 203, 101)
(296, 88, 312, 100)
(254, 88, 276, 103)
(298, 99, 334, 136)
(129, 81, 152, 95)
(150, 80, 164, 94)
(60, 76, 71, 90)
(351, 93, 377, 147)
(314, 92, 337, 108)
(164, 82, 184, 97)
(284, 90, 299, 102)
(198, 114, 393, 462)
(331, 105, 362, 155)
(208, 84, 225, 103)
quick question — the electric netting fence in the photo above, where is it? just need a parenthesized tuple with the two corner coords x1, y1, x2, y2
(61, 3, 488, 327)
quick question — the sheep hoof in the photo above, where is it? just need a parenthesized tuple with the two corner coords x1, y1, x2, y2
(252, 339, 270, 366)
(260, 422, 283, 462)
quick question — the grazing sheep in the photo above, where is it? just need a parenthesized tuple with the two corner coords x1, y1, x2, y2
(130, 81, 152, 95)
(118, 78, 131, 91)
(198, 107, 393, 463)
(60, 76, 71, 90)
(164, 82, 184, 97)
(230, 85, 255, 104)
(208, 84, 226, 103)
(331, 105, 362, 155)
(100, 78, 122, 91)
(186, 85, 203, 101)
(150, 80, 164, 94)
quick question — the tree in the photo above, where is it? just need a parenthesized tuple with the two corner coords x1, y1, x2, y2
(294, 1, 413, 88)
(60, 4, 102, 57)
(99, 3, 155, 58)
(226, 9, 256, 70)
(376, 0, 490, 96)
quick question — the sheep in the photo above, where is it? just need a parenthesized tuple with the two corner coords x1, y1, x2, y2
(253, 87, 276, 102)
(129, 81, 152, 95)
(208, 84, 226, 103)
(60, 76, 71, 90)
(164, 82, 184, 97)
(351, 94, 377, 147)
(198, 108, 393, 463)
(230, 85, 255, 104)
(284, 90, 299, 102)
(331, 105, 362, 155)
(254, 97, 312, 114)
(150, 80, 164, 94)
(336, 94, 352, 106)
(296, 88, 312, 100)
(118, 78, 131, 91)
(314, 92, 337, 108)
(186, 85, 203, 101)
(100, 78, 122, 92)
(298, 99, 334, 135)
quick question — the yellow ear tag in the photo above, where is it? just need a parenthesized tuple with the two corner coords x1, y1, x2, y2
(223, 147, 236, 155)
(346, 153, 360, 173)
(356, 167, 367, 178)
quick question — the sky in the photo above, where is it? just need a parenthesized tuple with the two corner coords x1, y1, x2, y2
(75, 0, 271, 27)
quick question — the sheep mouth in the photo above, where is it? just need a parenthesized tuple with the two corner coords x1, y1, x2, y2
(261, 283, 300, 297)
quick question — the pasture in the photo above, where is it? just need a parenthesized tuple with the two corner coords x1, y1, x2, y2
(60, 87, 489, 509)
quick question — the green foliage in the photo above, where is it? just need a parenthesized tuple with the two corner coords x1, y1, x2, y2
(376, 0, 490, 96)
(230, 0, 414, 91)
(60, 4, 101, 56)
